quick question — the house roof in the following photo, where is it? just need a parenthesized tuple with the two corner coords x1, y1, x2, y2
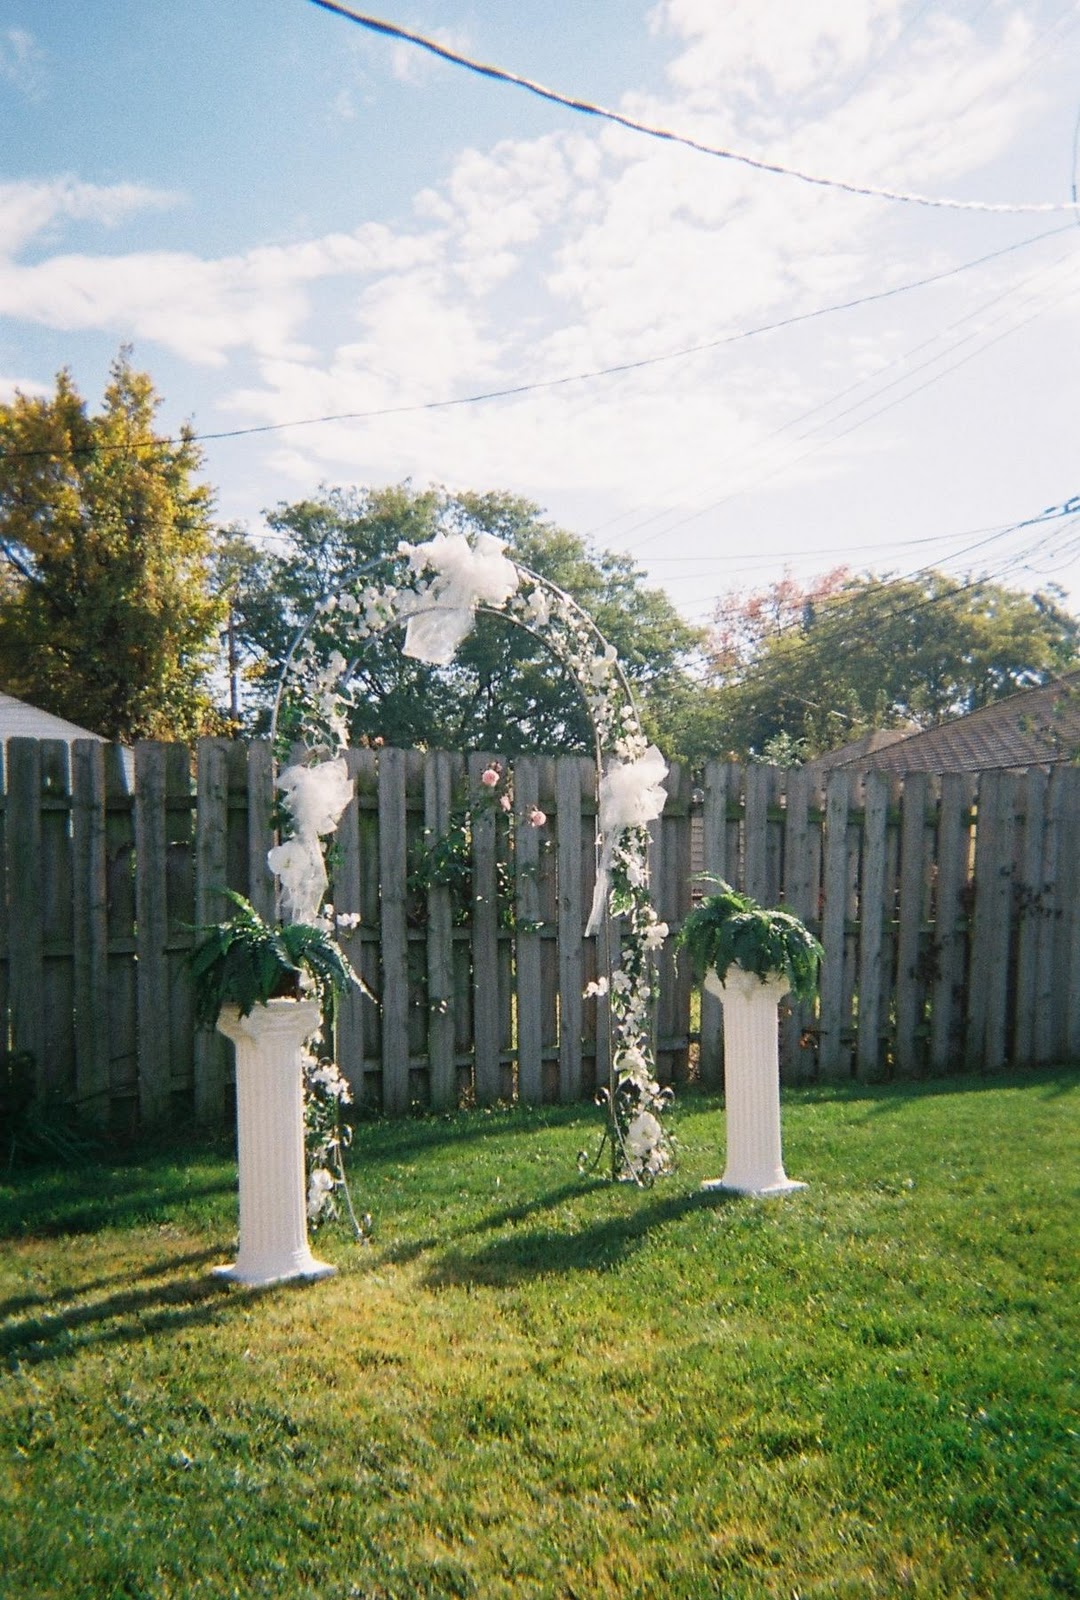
(833, 670, 1080, 774)
(0, 691, 107, 745)
(802, 726, 914, 775)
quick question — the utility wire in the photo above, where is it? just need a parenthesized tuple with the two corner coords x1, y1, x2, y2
(0, 223, 1072, 466)
(678, 499, 1080, 632)
(308, 0, 1080, 214)
(689, 505, 1080, 698)
(619, 249, 1080, 555)
(583, 227, 1077, 543)
(644, 519, 1023, 566)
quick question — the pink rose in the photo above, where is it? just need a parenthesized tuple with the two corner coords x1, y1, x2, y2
(480, 766, 500, 787)
(528, 807, 546, 828)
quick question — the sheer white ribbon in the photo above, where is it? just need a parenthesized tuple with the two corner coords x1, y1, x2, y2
(585, 745, 669, 935)
(400, 532, 520, 665)
(267, 758, 355, 925)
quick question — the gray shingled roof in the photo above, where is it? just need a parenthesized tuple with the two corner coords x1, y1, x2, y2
(803, 726, 915, 775)
(835, 670, 1080, 774)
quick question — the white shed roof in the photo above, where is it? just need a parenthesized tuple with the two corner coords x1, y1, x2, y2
(0, 691, 107, 745)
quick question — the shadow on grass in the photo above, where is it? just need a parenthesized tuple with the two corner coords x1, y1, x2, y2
(771, 1063, 1080, 1114)
(378, 1178, 594, 1267)
(0, 1246, 228, 1320)
(0, 1173, 234, 1241)
(0, 1256, 288, 1369)
(422, 1185, 740, 1288)
(350, 1100, 593, 1163)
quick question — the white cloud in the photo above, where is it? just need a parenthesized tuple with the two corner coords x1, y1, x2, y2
(650, 0, 903, 102)
(0, 223, 441, 366)
(0, 372, 50, 403)
(0, 26, 43, 99)
(0, 178, 181, 258)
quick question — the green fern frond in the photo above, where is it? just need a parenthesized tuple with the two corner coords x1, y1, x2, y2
(676, 882, 823, 1001)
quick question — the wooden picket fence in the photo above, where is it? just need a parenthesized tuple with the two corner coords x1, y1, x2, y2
(1, 736, 1078, 1133)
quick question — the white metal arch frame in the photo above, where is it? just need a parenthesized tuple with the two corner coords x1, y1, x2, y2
(270, 539, 674, 1182)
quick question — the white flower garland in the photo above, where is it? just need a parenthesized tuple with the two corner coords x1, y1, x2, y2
(273, 531, 674, 1182)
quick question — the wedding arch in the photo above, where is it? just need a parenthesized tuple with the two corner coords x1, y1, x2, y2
(268, 529, 674, 1183)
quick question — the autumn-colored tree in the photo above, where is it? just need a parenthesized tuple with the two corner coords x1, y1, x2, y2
(0, 353, 224, 741)
(707, 568, 1080, 758)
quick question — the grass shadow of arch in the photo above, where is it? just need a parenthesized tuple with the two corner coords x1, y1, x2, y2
(1, 1262, 298, 1370)
(421, 1185, 741, 1289)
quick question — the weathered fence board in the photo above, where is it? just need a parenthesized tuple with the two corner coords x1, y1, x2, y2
(513, 755, 543, 1104)
(193, 739, 230, 1124)
(103, 744, 137, 1119)
(379, 746, 410, 1116)
(930, 772, 973, 1073)
(71, 740, 111, 1125)
(856, 770, 890, 1081)
(1013, 767, 1047, 1066)
(894, 771, 930, 1078)
(697, 759, 728, 1089)
(134, 741, 172, 1127)
(7, 739, 44, 1088)
(40, 740, 74, 1102)
(819, 771, 853, 1080)
(466, 752, 500, 1105)
(556, 757, 584, 1104)
(423, 749, 457, 1110)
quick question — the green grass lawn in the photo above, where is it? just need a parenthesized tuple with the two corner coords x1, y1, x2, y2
(2, 1070, 1078, 1600)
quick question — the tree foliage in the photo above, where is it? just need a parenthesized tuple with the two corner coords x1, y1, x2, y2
(706, 569, 1080, 758)
(0, 353, 224, 741)
(228, 484, 705, 757)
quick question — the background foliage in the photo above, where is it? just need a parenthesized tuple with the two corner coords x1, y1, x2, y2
(0, 353, 224, 741)
(223, 483, 705, 757)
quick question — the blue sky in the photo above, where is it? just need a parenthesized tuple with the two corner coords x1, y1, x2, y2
(3, 0, 1080, 629)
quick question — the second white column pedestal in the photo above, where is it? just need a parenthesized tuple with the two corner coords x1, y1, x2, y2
(215, 998, 336, 1286)
(703, 965, 806, 1197)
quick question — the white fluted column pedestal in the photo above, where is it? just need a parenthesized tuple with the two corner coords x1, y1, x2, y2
(214, 998, 336, 1286)
(702, 966, 806, 1197)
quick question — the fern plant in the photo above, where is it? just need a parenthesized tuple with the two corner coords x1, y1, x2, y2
(676, 882, 823, 1002)
(187, 890, 358, 1029)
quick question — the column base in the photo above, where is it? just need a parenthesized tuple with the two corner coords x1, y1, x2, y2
(701, 1176, 808, 1198)
(213, 1255, 336, 1288)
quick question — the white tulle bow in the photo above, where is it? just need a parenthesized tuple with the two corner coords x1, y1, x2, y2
(401, 532, 520, 666)
(267, 758, 354, 925)
(585, 745, 669, 935)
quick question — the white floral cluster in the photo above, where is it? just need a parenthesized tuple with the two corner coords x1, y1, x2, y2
(301, 1047, 352, 1224)
(276, 537, 675, 1183)
(509, 578, 650, 766)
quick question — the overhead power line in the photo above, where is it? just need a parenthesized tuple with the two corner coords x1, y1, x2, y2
(678, 497, 1080, 625)
(309, 0, 1080, 215)
(613, 248, 1080, 555)
(689, 499, 1080, 694)
(0, 223, 1072, 465)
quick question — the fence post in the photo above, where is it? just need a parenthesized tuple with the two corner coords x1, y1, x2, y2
(556, 756, 584, 1104)
(135, 742, 172, 1128)
(819, 770, 852, 1080)
(193, 738, 230, 1123)
(7, 738, 44, 1090)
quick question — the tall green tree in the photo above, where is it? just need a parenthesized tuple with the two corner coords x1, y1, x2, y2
(228, 484, 705, 757)
(708, 569, 1080, 758)
(0, 353, 224, 741)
